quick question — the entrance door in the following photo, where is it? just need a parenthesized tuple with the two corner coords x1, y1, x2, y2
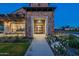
(34, 19, 45, 34)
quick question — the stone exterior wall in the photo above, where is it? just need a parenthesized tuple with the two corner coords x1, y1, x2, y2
(26, 11, 54, 37)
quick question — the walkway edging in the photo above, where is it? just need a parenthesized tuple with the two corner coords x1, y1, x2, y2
(24, 41, 33, 56)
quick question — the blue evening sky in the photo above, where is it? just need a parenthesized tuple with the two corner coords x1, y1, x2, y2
(0, 3, 79, 28)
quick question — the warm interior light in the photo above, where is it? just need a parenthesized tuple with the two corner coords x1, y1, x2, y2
(38, 20, 42, 23)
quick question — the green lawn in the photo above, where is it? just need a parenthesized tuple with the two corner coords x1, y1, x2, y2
(0, 43, 30, 56)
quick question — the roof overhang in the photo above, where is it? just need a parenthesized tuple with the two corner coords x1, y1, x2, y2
(23, 7, 56, 12)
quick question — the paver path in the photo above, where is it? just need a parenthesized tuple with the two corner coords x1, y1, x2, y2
(25, 34, 54, 56)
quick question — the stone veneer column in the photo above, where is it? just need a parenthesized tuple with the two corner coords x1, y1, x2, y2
(26, 16, 32, 37)
(47, 12, 54, 35)
(25, 14, 27, 37)
(4, 21, 12, 34)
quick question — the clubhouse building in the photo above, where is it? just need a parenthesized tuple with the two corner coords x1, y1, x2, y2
(0, 3, 56, 37)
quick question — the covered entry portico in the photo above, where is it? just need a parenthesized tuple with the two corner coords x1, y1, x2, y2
(26, 11, 55, 37)
(25, 3, 56, 37)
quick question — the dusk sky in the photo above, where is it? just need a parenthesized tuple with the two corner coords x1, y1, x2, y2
(0, 3, 79, 28)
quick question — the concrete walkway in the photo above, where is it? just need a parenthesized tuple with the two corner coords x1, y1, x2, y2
(25, 34, 54, 56)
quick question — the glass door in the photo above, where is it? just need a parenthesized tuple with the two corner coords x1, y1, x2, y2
(34, 19, 45, 34)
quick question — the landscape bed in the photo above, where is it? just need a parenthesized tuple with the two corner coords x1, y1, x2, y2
(46, 34, 79, 56)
